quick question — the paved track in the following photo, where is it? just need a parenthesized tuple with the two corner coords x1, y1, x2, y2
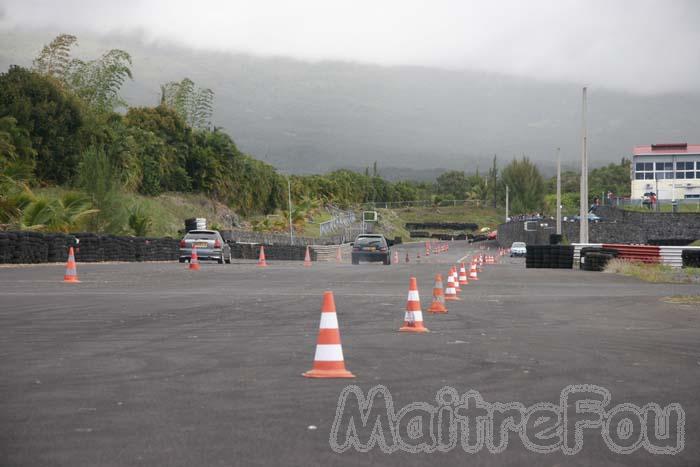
(1, 241, 698, 466)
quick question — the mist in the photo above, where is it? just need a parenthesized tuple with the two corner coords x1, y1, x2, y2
(2, 0, 700, 95)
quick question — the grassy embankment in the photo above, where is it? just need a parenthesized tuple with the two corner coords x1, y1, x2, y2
(604, 259, 700, 284)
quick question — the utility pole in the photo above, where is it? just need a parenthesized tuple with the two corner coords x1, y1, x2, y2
(556, 147, 562, 235)
(579, 87, 589, 244)
(505, 185, 509, 222)
(287, 176, 294, 245)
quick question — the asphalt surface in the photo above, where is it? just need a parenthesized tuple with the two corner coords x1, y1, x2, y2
(1, 240, 699, 466)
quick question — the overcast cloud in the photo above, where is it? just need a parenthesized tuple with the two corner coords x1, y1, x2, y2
(1, 0, 699, 95)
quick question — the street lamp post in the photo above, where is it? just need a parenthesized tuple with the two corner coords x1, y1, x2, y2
(579, 87, 589, 244)
(287, 176, 293, 245)
(505, 185, 509, 222)
(556, 147, 561, 235)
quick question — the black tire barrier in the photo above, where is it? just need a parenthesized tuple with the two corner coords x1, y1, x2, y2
(227, 242, 311, 261)
(549, 234, 563, 245)
(582, 252, 614, 271)
(405, 222, 478, 231)
(409, 231, 430, 238)
(0, 231, 180, 264)
(525, 244, 574, 269)
(647, 239, 696, 246)
(682, 250, 700, 268)
(0, 230, 319, 264)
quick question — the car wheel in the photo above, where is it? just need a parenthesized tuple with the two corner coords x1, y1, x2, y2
(179, 258, 186, 263)
(217, 256, 224, 264)
(225, 251, 232, 264)
(383, 256, 390, 265)
(352, 256, 359, 265)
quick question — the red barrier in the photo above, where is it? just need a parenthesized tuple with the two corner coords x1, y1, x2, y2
(602, 243, 661, 263)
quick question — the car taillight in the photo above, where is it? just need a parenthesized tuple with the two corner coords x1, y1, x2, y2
(179, 240, 186, 248)
(214, 239, 221, 248)
(379, 247, 388, 251)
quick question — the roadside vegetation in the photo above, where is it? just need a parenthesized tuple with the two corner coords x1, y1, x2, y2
(0, 34, 635, 239)
(604, 259, 700, 284)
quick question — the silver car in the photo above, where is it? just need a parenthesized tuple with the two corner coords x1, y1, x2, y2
(179, 230, 232, 264)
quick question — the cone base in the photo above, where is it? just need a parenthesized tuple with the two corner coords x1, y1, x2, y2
(257, 262, 267, 267)
(303, 262, 312, 267)
(445, 296, 461, 301)
(459, 281, 468, 286)
(303, 368, 355, 378)
(428, 307, 448, 314)
(63, 276, 80, 283)
(399, 325, 429, 333)
(189, 265, 200, 271)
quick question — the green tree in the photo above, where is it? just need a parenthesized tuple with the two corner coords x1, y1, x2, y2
(500, 156, 545, 213)
(161, 78, 214, 130)
(20, 191, 97, 232)
(0, 66, 83, 183)
(0, 116, 36, 181)
(589, 158, 631, 197)
(436, 170, 469, 199)
(32, 33, 78, 81)
(78, 147, 126, 233)
(67, 48, 133, 113)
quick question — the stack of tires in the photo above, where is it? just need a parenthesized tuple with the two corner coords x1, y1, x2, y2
(0, 232, 11, 263)
(549, 234, 563, 245)
(45, 233, 74, 263)
(185, 218, 207, 232)
(681, 250, 700, 268)
(10, 232, 49, 263)
(526, 245, 574, 268)
(580, 247, 619, 271)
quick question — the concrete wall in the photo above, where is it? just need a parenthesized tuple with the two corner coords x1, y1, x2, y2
(497, 207, 700, 246)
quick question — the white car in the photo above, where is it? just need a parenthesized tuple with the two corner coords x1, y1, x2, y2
(510, 242, 527, 257)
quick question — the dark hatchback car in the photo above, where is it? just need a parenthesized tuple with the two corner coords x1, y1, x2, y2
(351, 234, 391, 265)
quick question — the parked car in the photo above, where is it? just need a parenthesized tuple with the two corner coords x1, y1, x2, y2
(351, 234, 391, 265)
(510, 241, 527, 257)
(179, 230, 231, 264)
(572, 213, 602, 222)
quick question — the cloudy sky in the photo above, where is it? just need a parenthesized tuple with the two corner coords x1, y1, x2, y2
(1, 0, 699, 95)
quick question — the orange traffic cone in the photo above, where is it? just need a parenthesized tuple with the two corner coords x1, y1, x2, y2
(444, 272, 460, 301)
(393, 250, 399, 264)
(336, 245, 343, 263)
(63, 246, 80, 283)
(258, 245, 267, 267)
(189, 245, 201, 271)
(451, 266, 461, 292)
(458, 263, 469, 285)
(303, 246, 312, 267)
(469, 261, 479, 280)
(399, 277, 429, 332)
(303, 291, 355, 378)
(428, 274, 448, 313)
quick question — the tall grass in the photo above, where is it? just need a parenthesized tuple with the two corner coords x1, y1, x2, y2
(604, 259, 700, 283)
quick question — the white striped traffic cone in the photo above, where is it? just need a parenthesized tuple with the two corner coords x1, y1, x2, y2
(399, 277, 429, 332)
(303, 291, 355, 378)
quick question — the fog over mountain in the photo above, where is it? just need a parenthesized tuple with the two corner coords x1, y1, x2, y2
(2, 27, 700, 178)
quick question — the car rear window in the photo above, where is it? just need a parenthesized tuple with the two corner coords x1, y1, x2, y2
(185, 232, 217, 240)
(356, 237, 385, 247)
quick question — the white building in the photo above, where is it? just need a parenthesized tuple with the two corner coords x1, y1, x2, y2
(631, 143, 700, 200)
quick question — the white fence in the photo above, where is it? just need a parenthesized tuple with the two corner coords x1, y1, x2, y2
(319, 210, 356, 237)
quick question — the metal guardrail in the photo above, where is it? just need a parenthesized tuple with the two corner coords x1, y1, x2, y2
(319, 211, 356, 237)
(360, 199, 484, 209)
